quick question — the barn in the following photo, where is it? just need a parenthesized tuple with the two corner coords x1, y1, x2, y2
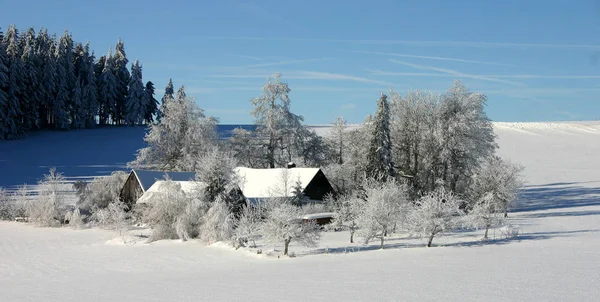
(120, 170, 197, 206)
(234, 166, 335, 205)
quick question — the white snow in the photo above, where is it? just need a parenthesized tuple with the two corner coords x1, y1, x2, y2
(1, 121, 600, 301)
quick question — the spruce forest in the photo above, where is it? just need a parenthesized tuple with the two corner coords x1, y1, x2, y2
(0, 25, 159, 140)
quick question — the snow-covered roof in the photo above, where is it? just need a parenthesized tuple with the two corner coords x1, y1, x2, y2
(136, 181, 205, 204)
(234, 167, 321, 199)
(301, 212, 337, 220)
(133, 170, 197, 192)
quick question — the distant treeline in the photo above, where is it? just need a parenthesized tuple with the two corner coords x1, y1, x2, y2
(0, 25, 159, 140)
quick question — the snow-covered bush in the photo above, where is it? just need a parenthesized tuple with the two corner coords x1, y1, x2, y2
(76, 171, 128, 212)
(465, 193, 505, 240)
(199, 199, 235, 244)
(355, 178, 410, 248)
(26, 168, 67, 227)
(65, 208, 85, 229)
(141, 179, 207, 242)
(499, 225, 520, 239)
(234, 204, 263, 248)
(261, 199, 320, 256)
(0, 188, 11, 220)
(90, 199, 129, 234)
(406, 187, 463, 247)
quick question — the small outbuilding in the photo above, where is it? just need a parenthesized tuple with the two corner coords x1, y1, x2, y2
(120, 170, 197, 206)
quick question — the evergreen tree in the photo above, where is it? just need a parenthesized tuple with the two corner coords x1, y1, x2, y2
(143, 81, 158, 124)
(0, 34, 20, 139)
(366, 93, 394, 181)
(71, 76, 84, 128)
(2, 25, 25, 138)
(111, 38, 130, 125)
(53, 30, 74, 129)
(99, 50, 118, 125)
(124, 60, 145, 125)
(157, 78, 174, 122)
(20, 27, 39, 130)
(81, 44, 98, 128)
(35, 29, 56, 128)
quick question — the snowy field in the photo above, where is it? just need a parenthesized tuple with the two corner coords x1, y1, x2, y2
(2, 122, 600, 301)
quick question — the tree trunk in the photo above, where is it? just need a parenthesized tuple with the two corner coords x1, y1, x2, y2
(427, 233, 435, 247)
(350, 231, 354, 244)
(504, 210, 508, 218)
(283, 238, 290, 256)
(380, 234, 385, 249)
(484, 225, 489, 240)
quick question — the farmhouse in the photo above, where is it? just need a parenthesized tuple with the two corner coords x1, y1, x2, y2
(120, 170, 197, 206)
(234, 166, 335, 205)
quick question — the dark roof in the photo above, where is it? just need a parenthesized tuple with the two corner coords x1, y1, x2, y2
(133, 170, 197, 192)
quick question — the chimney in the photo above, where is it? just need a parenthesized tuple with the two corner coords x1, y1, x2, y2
(287, 162, 296, 169)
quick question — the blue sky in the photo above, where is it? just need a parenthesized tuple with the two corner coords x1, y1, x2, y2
(5, 0, 600, 124)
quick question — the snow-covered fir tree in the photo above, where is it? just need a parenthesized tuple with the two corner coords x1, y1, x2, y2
(2, 25, 25, 138)
(98, 50, 118, 125)
(124, 60, 145, 125)
(366, 92, 394, 181)
(157, 78, 174, 122)
(0, 33, 20, 140)
(143, 81, 158, 125)
(53, 31, 74, 129)
(111, 38, 130, 125)
(19, 27, 39, 130)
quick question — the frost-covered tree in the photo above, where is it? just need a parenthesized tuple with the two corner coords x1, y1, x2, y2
(65, 207, 84, 229)
(75, 171, 128, 212)
(199, 199, 235, 243)
(290, 177, 307, 207)
(125, 60, 145, 125)
(156, 78, 174, 122)
(439, 81, 497, 193)
(229, 127, 260, 167)
(193, 147, 240, 205)
(366, 93, 394, 181)
(329, 116, 347, 165)
(143, 81, 158, 124)
(234, 204, 263, 248)
(141, 179, 195, 241)
(407, 187, 462, 247)
(355, 178, 409, 248)
(469, 156, 524, 218)
(129, 86, 219, 171)
(261, 200, 320, 256)
(250, 73, 305, 168)
(328, 193, 360, 243)
(26, 168, 67, 227)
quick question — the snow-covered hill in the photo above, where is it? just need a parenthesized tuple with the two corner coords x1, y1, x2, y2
(1, 121, 600, 301)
